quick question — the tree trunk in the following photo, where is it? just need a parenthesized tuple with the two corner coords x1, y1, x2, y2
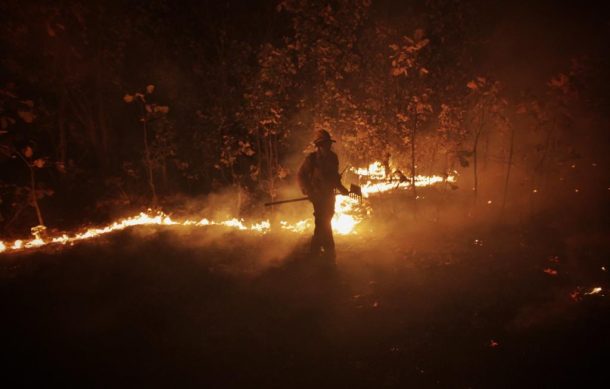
(58, 88, 67, 170)
(142, 118, 157, 206)
(16, 152, 44, 226)
(256, 129, 262, 179)
(95, 55, 109, 170)
(536, 117, 556, 191)
(473, 130, 480, 203)
(29, 166, 44, 226)
(97, 89, 109, 169)
(410, 120, 418, 218)
(501, 124, 516, 213)
(267, 136, 275, 201)
(472, 107, 486, 204)
(482, 130, 490, 170)
(161, 160, 168, 192)
(410, 126, 417, 196)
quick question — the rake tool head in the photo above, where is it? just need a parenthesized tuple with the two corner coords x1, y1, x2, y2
(349, 184, 362, 201)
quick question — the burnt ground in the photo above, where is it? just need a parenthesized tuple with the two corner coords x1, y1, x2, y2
(1, 216, 609, 388)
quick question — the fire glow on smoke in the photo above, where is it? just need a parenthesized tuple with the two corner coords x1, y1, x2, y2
(0, 161, 455, 255)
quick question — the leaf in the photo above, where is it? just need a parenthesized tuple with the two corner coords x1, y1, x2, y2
(123, 94, 134, 103)
(17, 111, 36, 123)
(277, 166, 289, 179)
(23, 146, 33, 158)
(516, 104, 527, 114)
(548, 74, 568, 88)
(415, 38, 429, 50)
(55, 161, 66, 173)
(391, 67, 405, 77)
(249, 165, 259, 179)
(146, 84, 155, 94)
(154, 105, 169, 114)
(46, 23, 56, 37)
(396, 112, 409, 122)
(458, 155, 469, 167)
(466, 81, 478, 90)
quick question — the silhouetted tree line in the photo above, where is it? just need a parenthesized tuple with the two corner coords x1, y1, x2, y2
(0, 0, 608, 232)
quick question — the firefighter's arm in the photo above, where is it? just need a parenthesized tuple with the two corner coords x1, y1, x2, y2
(297, 155, 314, 196)
(337, 180, 349, 196)
(332, 154, 350, 195)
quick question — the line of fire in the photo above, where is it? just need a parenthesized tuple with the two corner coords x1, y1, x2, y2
(0, 1, 608, 387)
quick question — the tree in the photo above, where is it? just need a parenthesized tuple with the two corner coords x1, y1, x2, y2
(243, 43, 295, 203)
(464, 77, 507, 204)
(0, 86, 52, 231)
(123, 85, 170, 207)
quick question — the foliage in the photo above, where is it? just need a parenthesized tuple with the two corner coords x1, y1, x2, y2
(0, 0, 606, 230)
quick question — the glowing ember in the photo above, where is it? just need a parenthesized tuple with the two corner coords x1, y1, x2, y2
(543, 268, 558, 276)
(585, 287, 603, 295)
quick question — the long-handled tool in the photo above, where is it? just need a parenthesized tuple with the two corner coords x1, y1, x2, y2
(264, 196, 309, 206)
(264, 184, 362, 207)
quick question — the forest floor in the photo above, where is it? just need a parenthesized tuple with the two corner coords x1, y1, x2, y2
(1, 211, 608, 388)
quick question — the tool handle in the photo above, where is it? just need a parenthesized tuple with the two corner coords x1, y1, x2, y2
(264, 197, 309, 206)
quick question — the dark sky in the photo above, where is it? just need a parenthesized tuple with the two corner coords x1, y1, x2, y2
(368, 0, 608, 93)
(476, 0, 608, 92)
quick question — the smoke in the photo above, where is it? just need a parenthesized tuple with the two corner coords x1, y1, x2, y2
(121, 187, 312, 274)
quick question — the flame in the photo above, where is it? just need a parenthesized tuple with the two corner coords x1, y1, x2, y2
(279, 219, 311, 233)
(353, 161, 456, 196)
(585, 287, 603, 296)
(0, 211, 276, 255)
(0, 160, 455, 255)
(332, 194, 360, 235)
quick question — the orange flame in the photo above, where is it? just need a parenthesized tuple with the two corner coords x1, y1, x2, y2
(0, 161, 455, 255)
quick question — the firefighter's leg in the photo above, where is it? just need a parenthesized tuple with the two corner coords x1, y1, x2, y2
(321, 197, 336, 259)
(310, 201, 324, 255)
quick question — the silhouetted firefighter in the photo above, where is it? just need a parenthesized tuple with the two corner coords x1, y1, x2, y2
(297, 130, 349, 260)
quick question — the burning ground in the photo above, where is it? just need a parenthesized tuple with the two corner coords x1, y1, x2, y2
(1, 186, 608, 387)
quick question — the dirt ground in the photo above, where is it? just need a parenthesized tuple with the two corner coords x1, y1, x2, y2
(1, 214, 608, 388)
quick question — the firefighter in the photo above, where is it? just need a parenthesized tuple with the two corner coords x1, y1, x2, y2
(297, 129, 349, 260)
